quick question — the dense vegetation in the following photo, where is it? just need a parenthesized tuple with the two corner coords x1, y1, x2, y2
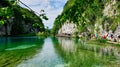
(0, 0, 46, 36)
(52, 0, 120, 35)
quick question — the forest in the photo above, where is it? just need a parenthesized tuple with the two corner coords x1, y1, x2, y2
(0, 0, 47, 36)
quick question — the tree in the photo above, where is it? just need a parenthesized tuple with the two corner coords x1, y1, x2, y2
(0, 0, 14, 35)
(39, 10, 48, 20)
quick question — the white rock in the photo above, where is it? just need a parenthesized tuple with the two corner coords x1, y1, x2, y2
(58, 21, 77, 35)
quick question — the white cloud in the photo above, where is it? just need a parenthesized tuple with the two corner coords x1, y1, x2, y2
(19, 0, 67, 29)
(43, 8, 63, 28)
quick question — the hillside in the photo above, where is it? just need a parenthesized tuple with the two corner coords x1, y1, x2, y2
(0, 0, 45, 36)
(52, 0, 120, 39)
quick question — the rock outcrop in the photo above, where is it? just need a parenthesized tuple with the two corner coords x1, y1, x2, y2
(114, 24, 120, 42)
(114, 24, 120, 36)
(0, 26, 5, 35)
(58, 21, 77, 36)
(103, 0, 118, 17)
(53, 0, 120, 42)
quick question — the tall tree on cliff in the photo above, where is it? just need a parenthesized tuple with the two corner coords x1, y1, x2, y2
(0, 0, 14, 36)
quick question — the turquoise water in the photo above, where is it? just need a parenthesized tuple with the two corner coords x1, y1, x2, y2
(0, 36, 44, 51)
(0, 36, 120, 67)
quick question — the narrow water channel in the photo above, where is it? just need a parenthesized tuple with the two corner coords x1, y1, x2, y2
(17, 38, 64, 67)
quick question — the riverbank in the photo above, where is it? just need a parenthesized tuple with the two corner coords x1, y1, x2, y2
(56, 32, 120, 45)
(56, 33, 72, 38)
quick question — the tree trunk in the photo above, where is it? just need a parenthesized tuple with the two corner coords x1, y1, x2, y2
(4, 23, 8, 36)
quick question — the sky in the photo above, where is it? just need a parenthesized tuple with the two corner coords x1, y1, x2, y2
(19, 0, 67, 29)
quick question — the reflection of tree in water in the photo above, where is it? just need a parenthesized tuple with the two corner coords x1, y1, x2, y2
(51, 37, 72, 65)
(52, 37, 120, 67)
(0, 37, 9, 51)
(57, 37, 76, 53)
(99, 46, 120, 59)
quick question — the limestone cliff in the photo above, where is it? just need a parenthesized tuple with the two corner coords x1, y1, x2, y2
(52, 0, 120, 39)
(58, 20, 77, 35)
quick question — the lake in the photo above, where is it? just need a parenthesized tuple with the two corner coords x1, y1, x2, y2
(0, 36, 120, 67)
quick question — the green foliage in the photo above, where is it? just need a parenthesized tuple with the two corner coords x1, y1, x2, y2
(36, 32, 49, 38)
(0, 20, 5, 25)
(39, 11, 48, 21)
(52, 0, 104, 34)
(97, 38, 107, 43)
(37, 27, 50, 37)
(0, 7, 14, 25)
(0, 0, 46, 35)
(52, 0, 120, 35)
(10, 5, 45, 35)
(17, 6, 45, 31)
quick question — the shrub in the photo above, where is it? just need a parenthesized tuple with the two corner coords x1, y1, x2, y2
(97, 38, 107, 43)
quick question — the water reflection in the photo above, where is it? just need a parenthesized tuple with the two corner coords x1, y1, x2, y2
(53, 37, 120, 67)
(1, 36, 120, 67)
(99, 46, 120, 59)
(17, 38, 64, 67)
(57, 37, 76, 53)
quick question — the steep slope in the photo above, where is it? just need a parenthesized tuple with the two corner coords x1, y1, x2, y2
(0, 0, 45, 36)
(52, 0, 120, 38)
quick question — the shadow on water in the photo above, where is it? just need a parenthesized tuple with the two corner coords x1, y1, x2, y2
(0, 36, 44, 67)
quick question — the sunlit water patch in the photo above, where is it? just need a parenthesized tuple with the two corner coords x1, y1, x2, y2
(5, 45, 36, 50)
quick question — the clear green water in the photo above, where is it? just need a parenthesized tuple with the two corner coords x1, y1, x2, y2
(0, 36, 44, 51)
(0, 36, 120, 67)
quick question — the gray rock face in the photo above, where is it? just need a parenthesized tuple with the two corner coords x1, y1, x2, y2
(114, 24, 120, 42)
(23, 21, 39, 34)
(103, 0, 118, 17)
(23, 23, 32, 33)
(114, 24, 120, 36)
(0, 22, 39, 36)
(0, 17, 14, 36)
(0, 26, 5, 35)
(0, 23, 13, 36)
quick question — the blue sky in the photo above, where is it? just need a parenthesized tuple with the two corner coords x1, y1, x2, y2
(19, 0, 67, 29)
